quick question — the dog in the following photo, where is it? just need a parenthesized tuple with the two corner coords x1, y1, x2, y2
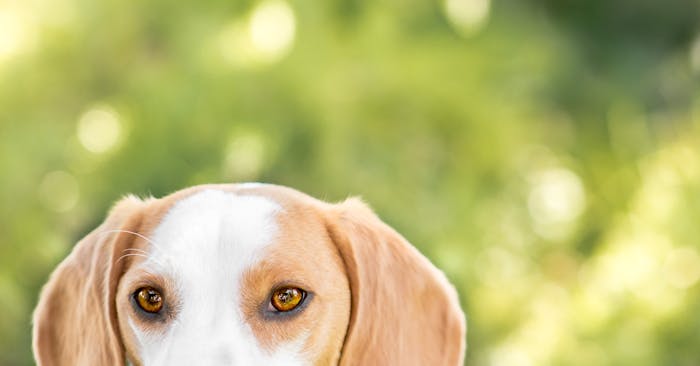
(33, 183, 466, 365)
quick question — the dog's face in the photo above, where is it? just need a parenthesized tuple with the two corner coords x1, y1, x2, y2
(116, 188, 350, 365)
(33, 184, 465, 366)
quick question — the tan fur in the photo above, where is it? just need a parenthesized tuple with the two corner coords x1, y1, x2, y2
(33, 184, 466, 366)
(32, 196, 147, 365)
(32, 190, 189, 366)
(326, 198, 467, 366)
(240, 194, 351, 365)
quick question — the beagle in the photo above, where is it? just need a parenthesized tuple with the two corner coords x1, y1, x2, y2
(33, 183, 466, 365)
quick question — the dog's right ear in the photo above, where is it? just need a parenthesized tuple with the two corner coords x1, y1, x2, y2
(325, 198, 466, 366)
(32, 196, 146, 366)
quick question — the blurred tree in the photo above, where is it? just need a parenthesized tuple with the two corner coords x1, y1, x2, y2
(0, 0, 699, 365)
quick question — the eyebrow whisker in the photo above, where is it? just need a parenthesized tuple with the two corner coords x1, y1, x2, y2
(123, 248, 148, 254)
(101, 229, 160, 248)
(101, 229, 170, 262)
(118, 248, 166, 268)
(116, 253, 150, 264)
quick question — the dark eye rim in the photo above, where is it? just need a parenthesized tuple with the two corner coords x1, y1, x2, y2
(270, 286, 307, 312)
(262, 284, 313, 320)
(131, 286, 168, 320)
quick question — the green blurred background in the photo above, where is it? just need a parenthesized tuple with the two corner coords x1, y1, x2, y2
(1, 0, 700, 364)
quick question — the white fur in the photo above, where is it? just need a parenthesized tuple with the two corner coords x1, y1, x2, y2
(129, 189, 308, 366)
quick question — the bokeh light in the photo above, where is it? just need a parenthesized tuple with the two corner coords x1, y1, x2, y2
(528, 168, 586, 241)
(223, 131, 267, 180)
(1, 0, 700, 365)
(76, 105, 122, 154)
(38, 171, 80, 212)
(443, 0, 490, 37)
(664, 248, 700, 289)
(218, 0, 296, 67)
(690, 34, 700, 74)
(0, 6, 37, 62)
(249, 0, 295, 58)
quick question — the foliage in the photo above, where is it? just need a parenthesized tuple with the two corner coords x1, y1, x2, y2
(1, 0, 699, 364)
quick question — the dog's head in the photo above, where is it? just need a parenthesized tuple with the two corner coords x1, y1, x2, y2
(33, 184, 466, 365)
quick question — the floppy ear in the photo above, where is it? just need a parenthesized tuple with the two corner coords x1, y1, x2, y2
(32, 196, 146, 366)
(326, 198, 466, 366)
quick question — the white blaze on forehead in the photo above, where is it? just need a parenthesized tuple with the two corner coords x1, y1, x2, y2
(132, 189, 308, 366)
(151, 189, 280, 276)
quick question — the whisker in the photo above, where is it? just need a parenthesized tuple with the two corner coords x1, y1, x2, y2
(123, 248, 148, 254)
(101, 229, 169, 255)
(116, 253, 149, 264)
(101, 229, 158, 247)
(102, 229, 170, 268)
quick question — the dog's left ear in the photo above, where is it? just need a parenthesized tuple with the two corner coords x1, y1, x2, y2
(326, 198, 466, 366)
(32, 196, 146, 366)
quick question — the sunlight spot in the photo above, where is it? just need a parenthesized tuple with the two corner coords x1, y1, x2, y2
(38, 171, 79, 212)
(224, 132, 267, 180)
(635, 145, 695, 224)
(249, 0, 295, 58)
(0, 7, 37, 62)
(610, 246, 655, 291)
(218, 21, 250, 65)
(471, 284, 520, 328)
(518, 284, 569, 361)
(490, 344, 533, 366)
(594, 232, 667, 294)
(77, 105, 122, 154)
(444, 0, 490, 37)
(690, 34, 700, 74)
(664, 247, 700, 289)
(636, 276, 684, 317)
(218, 0, 296, 67)
(475, 247, 529, 284)
(39, 0, 78, 28)
(528, 168, 586, 240)
(573, 282, 613, 333)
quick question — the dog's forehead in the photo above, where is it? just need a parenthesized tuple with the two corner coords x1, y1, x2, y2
(138, 184, 330, 282)
(148, 184, 320, 233)
(143, 183, 325, 225)
(154, 189, 278, 267)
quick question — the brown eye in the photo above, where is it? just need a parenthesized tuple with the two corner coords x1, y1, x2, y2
(135, 287, 163, 313)
(270, 287, 305, 312)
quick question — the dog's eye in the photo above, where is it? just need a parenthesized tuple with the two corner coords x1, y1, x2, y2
(134, 287, 163, 313)
(270, 287, 305, 312)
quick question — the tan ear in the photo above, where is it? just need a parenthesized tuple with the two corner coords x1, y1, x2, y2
(32, 196, 146, 366)
(326, 198, 466, 366)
